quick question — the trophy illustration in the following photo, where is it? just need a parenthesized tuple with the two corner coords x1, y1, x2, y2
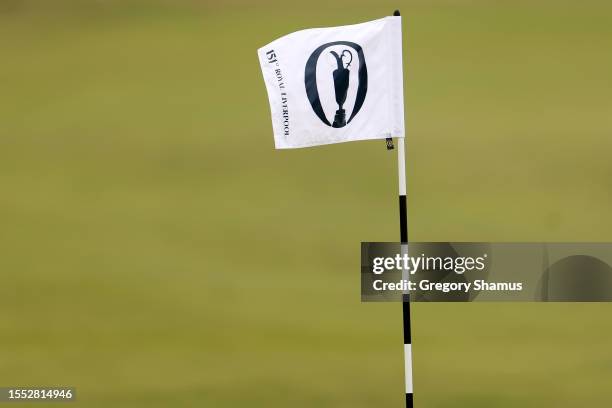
(330, 50, 353, 128)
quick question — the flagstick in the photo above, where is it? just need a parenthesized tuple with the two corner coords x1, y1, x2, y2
(391, 9, 413, 407)
(398, 136, 413, 407)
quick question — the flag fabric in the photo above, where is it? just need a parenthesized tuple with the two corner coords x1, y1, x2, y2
(257, 16, 404, 149)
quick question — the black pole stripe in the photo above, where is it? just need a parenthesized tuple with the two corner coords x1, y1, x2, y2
(402, 300, 412, 344)
(399, 195, 408, 243)
(400, 194, 411, 343)
(406, 393, 413, 407)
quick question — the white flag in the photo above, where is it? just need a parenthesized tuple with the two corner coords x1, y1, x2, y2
(258, 16, 405, 149)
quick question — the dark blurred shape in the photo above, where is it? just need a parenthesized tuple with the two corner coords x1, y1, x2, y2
(541, 255, 612, 301)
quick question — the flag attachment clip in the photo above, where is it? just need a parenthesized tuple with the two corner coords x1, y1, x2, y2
(386, 138, 394, 150)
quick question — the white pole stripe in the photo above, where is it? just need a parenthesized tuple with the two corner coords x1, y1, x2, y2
(404, 344, 413, 393)
(397, 137, 407, 196)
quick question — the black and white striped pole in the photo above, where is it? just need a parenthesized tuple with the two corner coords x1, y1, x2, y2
(392, 9, 414, 407)
(389, 120, 412, 408)
(398, 134, 413, 407)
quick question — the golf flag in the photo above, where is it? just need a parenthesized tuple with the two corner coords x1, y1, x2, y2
(258, 16, 404, 149)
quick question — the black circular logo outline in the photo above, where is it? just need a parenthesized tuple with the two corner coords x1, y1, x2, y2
(304, 41, 368, 127)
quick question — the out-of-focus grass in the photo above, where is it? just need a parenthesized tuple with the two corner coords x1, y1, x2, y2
(1, 1, 612, 407)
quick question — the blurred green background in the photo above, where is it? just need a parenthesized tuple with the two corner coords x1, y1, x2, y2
(1, 0, 612, 407)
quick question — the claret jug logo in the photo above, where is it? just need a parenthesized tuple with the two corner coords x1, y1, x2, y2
(304, 41, 368, 128)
